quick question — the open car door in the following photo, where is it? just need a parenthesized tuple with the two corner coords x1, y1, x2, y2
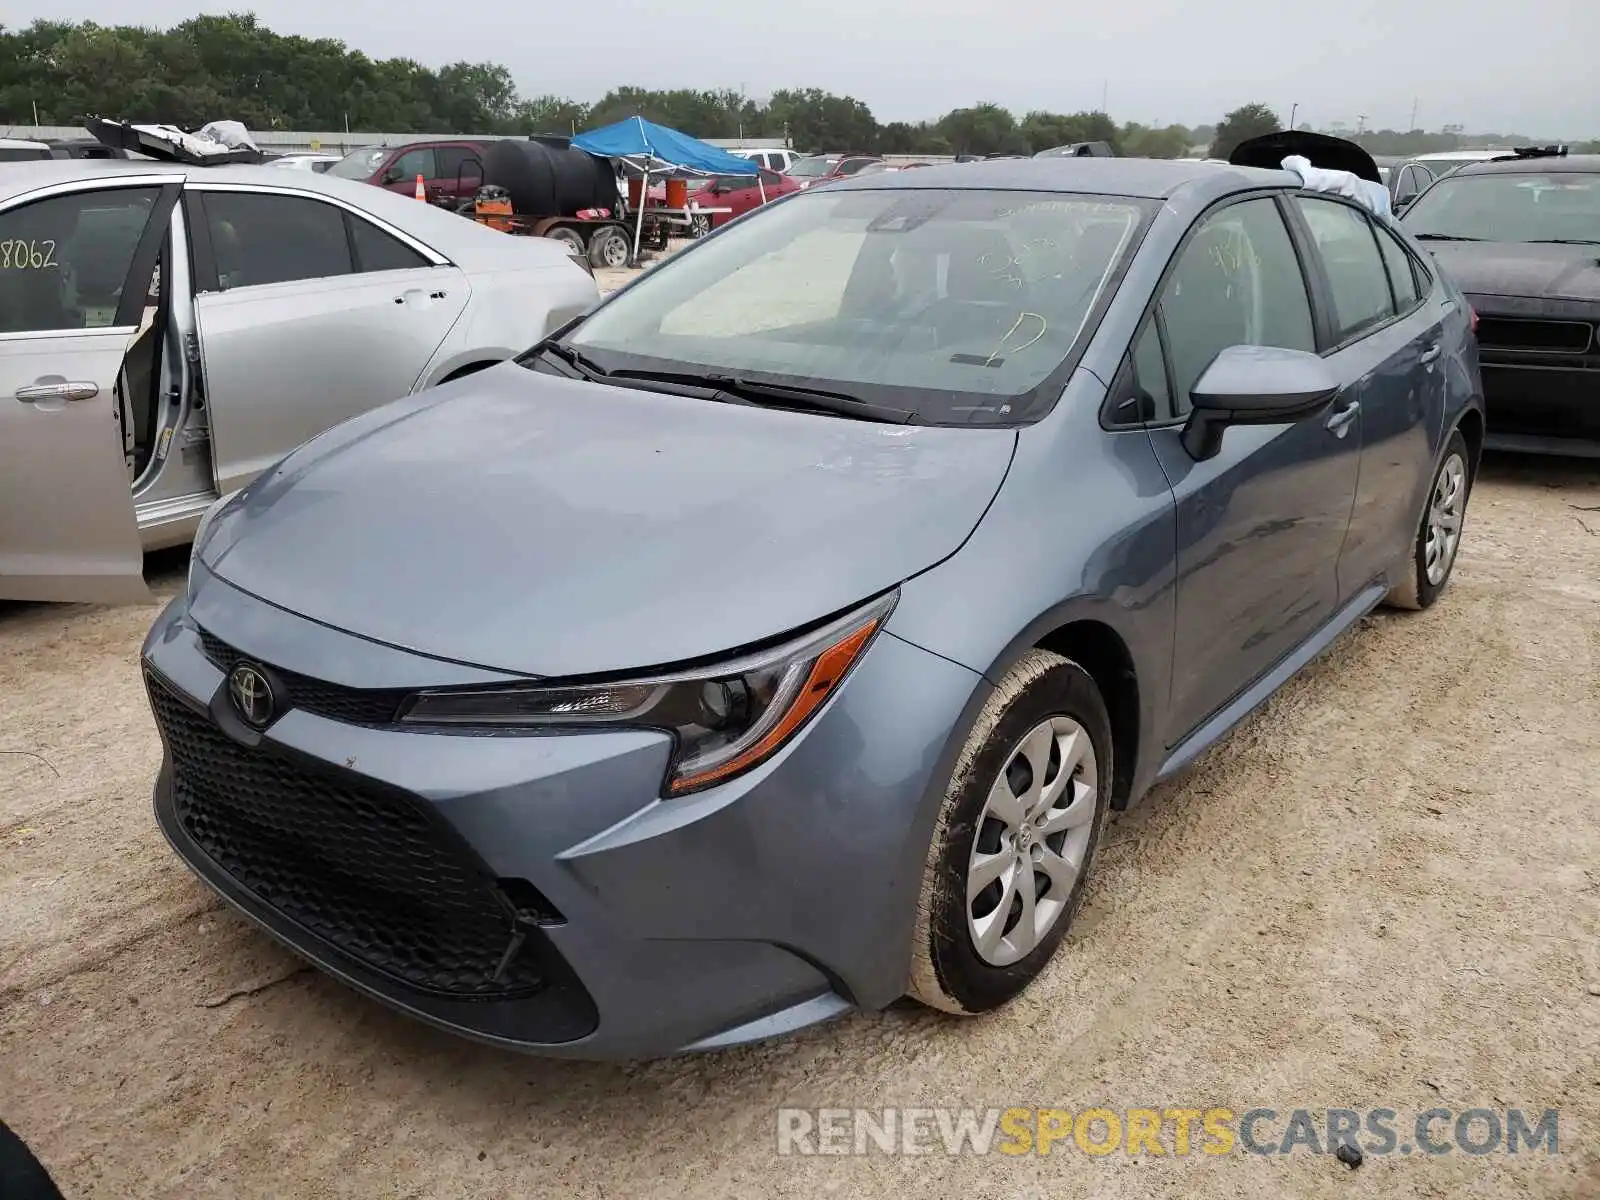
(0, 178, 179, 603)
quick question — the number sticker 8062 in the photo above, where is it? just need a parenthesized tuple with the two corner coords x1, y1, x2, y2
(0, 239, 59, 270)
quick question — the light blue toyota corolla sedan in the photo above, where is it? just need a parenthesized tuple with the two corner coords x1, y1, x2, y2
(143, 146, 1483, 1060)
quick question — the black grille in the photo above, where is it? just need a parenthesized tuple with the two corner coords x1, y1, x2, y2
(1474, 316, 1593, 354)
(148, 673, 548, 998)
(198, 627, 409, 726)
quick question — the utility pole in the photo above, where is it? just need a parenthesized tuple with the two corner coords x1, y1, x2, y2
(1356, 113, 1368, 135)
(1289, 102, 1298, 130)
(1100, 80, 1108, 113)
(1409, 97, 1419, 130)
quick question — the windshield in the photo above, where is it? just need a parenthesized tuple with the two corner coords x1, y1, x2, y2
(560, 187, 1150, 425)
(786, 156, 838, 178)
(327, 147, 388, 180)
(1403, 171, 1599, 243)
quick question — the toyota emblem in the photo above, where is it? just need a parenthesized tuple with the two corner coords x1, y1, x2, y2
(228, 663, 276, 728)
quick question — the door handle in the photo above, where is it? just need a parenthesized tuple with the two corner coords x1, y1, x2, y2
(1325, 399, 1360, 437)
(1420, 343, 1443, 365)
(16, 380, 99, 404)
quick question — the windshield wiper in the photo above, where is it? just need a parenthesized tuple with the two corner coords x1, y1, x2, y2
(1526, 238, 1600, 245)
(525, 342, 610, 381)
(606, 369, 917, 424)
(1412, 233, 1486, 242)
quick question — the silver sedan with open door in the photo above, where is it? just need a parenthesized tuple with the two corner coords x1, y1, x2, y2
(0, 159, 600, 605)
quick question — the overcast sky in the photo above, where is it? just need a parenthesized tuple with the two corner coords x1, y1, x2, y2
(22, 0, 1600, 135)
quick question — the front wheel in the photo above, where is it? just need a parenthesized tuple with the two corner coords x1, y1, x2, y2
(908, 650, 1111, 1015)
(688, 212, 711, 238)
(1385, 428, 1473, 611)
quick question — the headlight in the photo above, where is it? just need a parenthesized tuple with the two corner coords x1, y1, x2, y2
(398, 591, 897, 795)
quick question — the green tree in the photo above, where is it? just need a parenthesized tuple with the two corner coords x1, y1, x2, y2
(937, 102, 1027, 156)
(766, 88, 878, 153)
(1209, 103, 1281, 159)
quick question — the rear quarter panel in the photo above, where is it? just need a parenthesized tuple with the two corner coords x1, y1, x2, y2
(419, 262, 599, 387)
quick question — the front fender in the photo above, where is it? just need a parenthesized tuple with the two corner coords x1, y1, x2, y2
(885, 369, 1179, 803)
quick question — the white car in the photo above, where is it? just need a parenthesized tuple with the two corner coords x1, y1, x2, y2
(731, 147, 801, 173)
(1391, 150, 1512, 207)
(267, 153, 344, 173)
(0, 158, 600, 604)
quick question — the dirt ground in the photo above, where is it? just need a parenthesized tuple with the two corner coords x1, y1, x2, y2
(3, 437, 1599, 1199)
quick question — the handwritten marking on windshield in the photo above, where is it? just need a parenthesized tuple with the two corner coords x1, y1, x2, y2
(1, 239, 58, 270)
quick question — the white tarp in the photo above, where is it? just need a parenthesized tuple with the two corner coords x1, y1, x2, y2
(1281, 154, 1393, 218)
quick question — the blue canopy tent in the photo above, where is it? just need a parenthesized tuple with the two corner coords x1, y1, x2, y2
(573, 116, 762, 263)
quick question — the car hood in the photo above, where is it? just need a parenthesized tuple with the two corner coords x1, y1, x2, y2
(1422, 241, 1600, 303)
(201, 365, 1017, 677)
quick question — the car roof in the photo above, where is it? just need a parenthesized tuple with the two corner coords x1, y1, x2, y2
(827, 156, 1293, 200)
(1411, 150, 1510, 161)
(0, 157, 568, 271)
(1449, 154, 1600, 177)
(0, 138, 50, 150)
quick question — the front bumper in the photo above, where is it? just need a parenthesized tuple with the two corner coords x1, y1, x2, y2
(143, 571, 984, 1060)
(1468, 295, 1600, 454)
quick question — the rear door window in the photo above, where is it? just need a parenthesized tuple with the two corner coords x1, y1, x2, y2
(1373, 223, 1421, 312)
(0, 187, 159, 333)
(1294, 196, 1396, 342)
(435, 146, 483, 184)
(201, 191, 353, 289)
(349, 216, 432, 273)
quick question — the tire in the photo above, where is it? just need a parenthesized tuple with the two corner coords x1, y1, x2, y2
(1384, 428, 1472, 611)
(688, 212, 711, 238)
(544, 226, 585, 255)
(588, 226, 631, 269)
(908, 649, 1112, 1015)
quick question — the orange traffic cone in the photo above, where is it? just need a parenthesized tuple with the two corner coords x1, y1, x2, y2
(414, 174, 426, 201)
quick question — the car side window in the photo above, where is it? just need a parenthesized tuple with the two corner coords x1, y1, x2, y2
(0, 187, 159, 334)
(1113, 318, 1173, 425)
(435, 146, 483, 183)
(1373, 223, 1420, 312)
(1158, 197, 1317, 417)
(390, 147, 437, 183)
(348, 215, 432, 273)
(1294, 196, 1395, 342)
(202, 191, 353, 290)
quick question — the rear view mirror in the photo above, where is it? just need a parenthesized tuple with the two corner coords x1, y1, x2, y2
(1181, 345, 1341, 461)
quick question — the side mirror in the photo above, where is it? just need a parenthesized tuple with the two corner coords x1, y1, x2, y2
(381, 165, 404, 184)
(1180, 345, 1341, 461)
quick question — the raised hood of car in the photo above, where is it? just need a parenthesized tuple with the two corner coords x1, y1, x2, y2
(1424, 241, 1600, 303)
(202, 366, 1017, 678)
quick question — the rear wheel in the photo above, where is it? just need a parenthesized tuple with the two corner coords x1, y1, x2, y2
(1385, 428, 1472, 611)
(588, 226, 631, 269)
(908, 650, 1111, 1014)
(544, 226, 585, 255)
